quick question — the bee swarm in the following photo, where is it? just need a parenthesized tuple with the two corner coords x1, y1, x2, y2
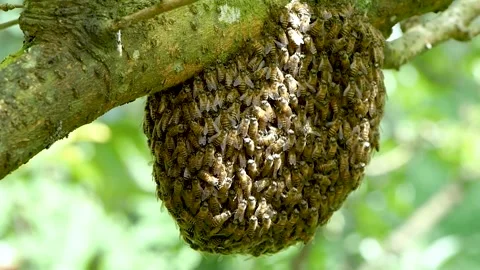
(144, 1, 386, 256)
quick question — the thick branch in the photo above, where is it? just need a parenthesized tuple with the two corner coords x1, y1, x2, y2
(384, 0, 480, 69)
(0, 18, 19, 30)
(0, 0, 458, 179)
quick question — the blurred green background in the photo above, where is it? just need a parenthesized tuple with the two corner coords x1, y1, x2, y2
(1, 1, 480, 269)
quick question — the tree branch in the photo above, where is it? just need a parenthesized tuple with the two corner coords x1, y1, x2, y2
(384, 0, 480, 69)
(0, 0, 457, 179)
(0, 3, 23, 12)
(0, 18, 19, 30)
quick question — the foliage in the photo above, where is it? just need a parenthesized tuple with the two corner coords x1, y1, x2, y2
(1, 0, 480, 269)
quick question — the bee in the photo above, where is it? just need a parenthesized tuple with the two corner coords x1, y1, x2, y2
(285, 52, 301, 76)
(180, 210, 196, 228)
(318, 159, 337, 173)
(354, 98, 369, 116)
(277, 28, 289, 47)
(212, 211, 231, 227)
(188, 101, 202, 120)
(311, 137, 325, 160)
(339, 151, 351, 181)
(278, 10, 289, 29)
(353, 141, 371, 164)
(212, 153, 224, 176)
(229, 101, 241, 124)
(264, 181, 277, 201)
(289, 94, 299, 110)
(327, 137, 338, 159)
(195, 202, 210, 221)
(255, 197, 268, 218)
(247, 159, 259, 179)
(218, 111, 234, 130)
(260, 154, 274, 177)
(158, 109, 172, 132)
(318, 51, 333, 73)
(198, 92, 210, 113)
(279, 47, 289, 70)
(360, 118, 370, 141)
(261, 100, 275, 120)
(252, 106, 269, 130)
(234, 199, 247, 222)
(371, 130, 381, 152)
(174, 139, 188, 167)
(216, 62, 226, 83)
(238, 168, 253, 197)
(305, 93, 315, 116)
(294, 135, 307, 154)
(246, 196, 257, 217)
(350, 52, 368, 76)
(204, 68, 218, 91)
(167, 124, 186, 137)
(343, 78, 358, 103)
(309, 18, 325, 37)
(227, 189, 237, 210)
(234, 71, 254, 93)
(208, 130, 227, 150)
(165, 135, 175, 151)
(202, 144, 215, 168)
(339, 50, 351, 70)
(272, 154, 282, 179)
(345, 35, 356, 55)
(208, 196, 222, 216)
(248, 117, 259, 138)
(251, 40, 264, 56)
(238, 117, 250, 138)
(372, 43, 385, 67)
(326, 15, 341, 39)
(288, 12, 301, 29)
(307, 68, 318, 87)
(248, 55, 263, 72)
(244, 137, 255, 157)
(225, 66, 235, 88)
(198, 170, 219, 188)
(237, 151, 247, 169)
(288, 209, 300, 226)
(247, 216, 259, 238)
(330, 37, 347, 53)
(298, 54, 313, 78)
(259, 213, 272, 237)
(288, 149, 297, 166)
(327, 119, 341, 138)
(291, 167, 305, 188)
(303, 35, 317, 54)
(315, 80, 328, 101)
(306, 207, 319, 228)
(299, 200, 309, 217)
(285, 187, 301, 205)
(192, 76, 204, 98)
(217, 177, 232, 202)
(266, 64, 284, 82)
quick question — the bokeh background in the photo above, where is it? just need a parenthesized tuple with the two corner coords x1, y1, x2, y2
(1, 1, 480, 269)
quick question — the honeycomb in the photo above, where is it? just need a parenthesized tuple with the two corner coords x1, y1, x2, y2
(143, 1, 386, 256)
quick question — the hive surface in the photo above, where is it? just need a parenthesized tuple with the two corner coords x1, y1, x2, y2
(144, 2, 386, 256)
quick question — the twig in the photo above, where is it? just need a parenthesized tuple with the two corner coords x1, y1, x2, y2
(0, 3, 23, 12)
(384, 0, 480, 69)
(110, 0, 200, 31)
(358, 180, 466, 270)
(0, 18, 19, 30)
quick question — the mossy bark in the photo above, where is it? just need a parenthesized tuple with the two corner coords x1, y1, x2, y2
(0, 0, 453, 179)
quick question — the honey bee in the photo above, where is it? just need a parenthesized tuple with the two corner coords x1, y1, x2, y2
(309, 18, 325, 37)
(345, 35, 356, 55)
(225, 66, 235, 89)
(267, 64, 285, 83)
(318, 52, 333, 73)
(248, 55, 263, 72)
(288, 209, 300, 226)
(315, 80, 328, 101)
(354, 98, 369, 116)
(279, 47, 289, 70)
(288, 149, 297, 166)
(303, 35, 317, 55)
(370, 130, 380, 152)
(327, 137, 338, 159)
(353, 141, 371, 164)
(246, 196, 257, 217)
(238, 168, 253, 197)
(234, 199, 247, 222)
(330, 37, 347, 53)
(247, 159, 259, 178)
(326, 15, 341, 39)
(327, 119, 341, 138)
(251, 40, 265, 56)
(234, 71, 254, 93)
(255, 197, 269, 217)
(158, 109, 172, 132)
(338, 50, 351, 71)
(285, 187, 301, 205)
(306, 207, 319, 228)
(227, 189, 237, 210)
(192, 76, 204, 98)
(294, 135, 307, 154)
(195, 202, 210, 221)
(208, 130, 226, 151)
(350, 52, 367, 77)
(244, 137, 255, 157)
(212, 153, 224, 176)
(238, 117, 250, 138)
(208, 196, 222, 216)
(285, 52, 301, 77)
(259, 213, 272, 237)
(204, 68, 218, 91)
(165, 135, 175, 152)
(253, 106, 270, 130)
(237, 151, 247, 169)
(298, 54, 312, 79)
(203, 144, 215, 167)
(248, 117, 259, 138)
(174, 139, 188, 167)
(318, 159, 337, 173)
(198, 170, 219, 187)
(311, 137, 325, 160)
(305, 93, 315, 116)
(343, 78, 358, 103)
(229, 101, 241, 124)
(278, 10, 289, 29)
(212, 211, 231, 227)
(372, 43, 385, 67)
(180, 210, 196, 228)
(247, 216, 259, 238)
(272, 154, 282, 178)
(288, 11, 301, 29)
(260, 154, 274, 177)
(359, 118, 370, 141)
(198, 92, 210, 113)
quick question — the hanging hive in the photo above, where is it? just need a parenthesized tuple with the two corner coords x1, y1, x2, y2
(143, 1, 386, 256)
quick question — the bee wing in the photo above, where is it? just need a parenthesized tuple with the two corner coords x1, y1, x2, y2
(244, 75, 255, 89)
(233, 75, 242, 87)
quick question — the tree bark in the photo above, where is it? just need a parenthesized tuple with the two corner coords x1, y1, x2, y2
(0, 0, 453, 179)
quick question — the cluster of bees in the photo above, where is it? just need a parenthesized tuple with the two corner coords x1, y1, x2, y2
(143, 1, 386, 256)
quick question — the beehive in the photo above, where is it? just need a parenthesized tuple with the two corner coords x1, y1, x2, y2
(143, 1, 386, 256)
